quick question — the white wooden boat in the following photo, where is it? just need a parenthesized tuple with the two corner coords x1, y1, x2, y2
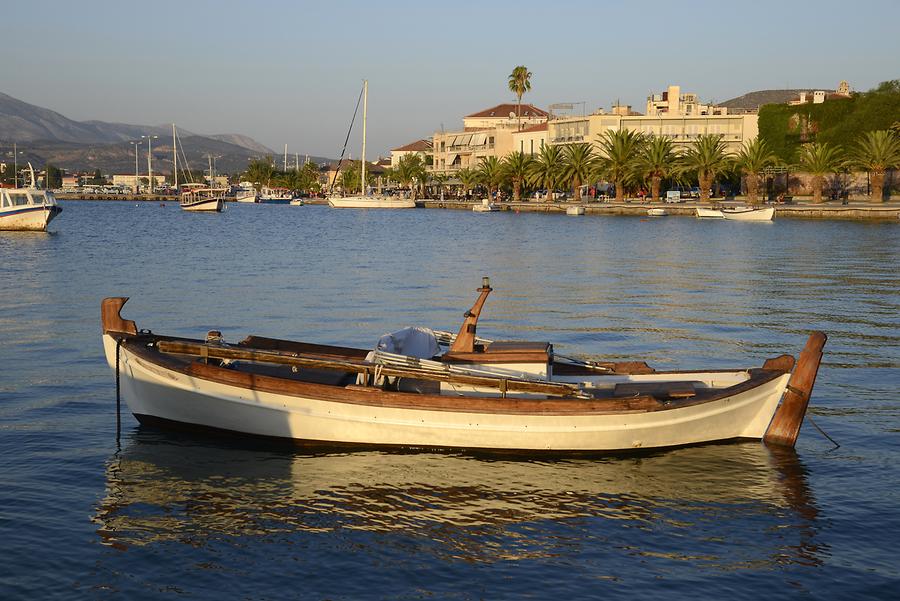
(328, 81, 417, 210)
(180, 184, 225, 212)
(722, 206, 775, 221)
(101, 279, 825, 453)
(647, 208, 668, 217)
(289, 198, 304, 206)
(235, 189, 257, 203)
(695, 207, 724, 219)
(566, 206, 585, 216)
(0, 182, 62, 231)
(473, 199, 499, 212)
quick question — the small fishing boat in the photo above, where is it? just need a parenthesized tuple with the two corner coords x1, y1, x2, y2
(180, 184, 225, 212)
(235, 188, 257, 203)
(289, 198, 304, 206)
(566, 206, 585, 216)
(473, 199, 499, 212)
(101, 278, 826, 453)
(722, 206, 775, 221)
(695, 207, 724, 219)
(0, 165, 62, 231)
(647, 208, 668, 217)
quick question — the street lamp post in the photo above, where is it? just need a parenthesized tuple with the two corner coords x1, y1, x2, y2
(142, 135, 159, 195)
(130, 141, 142, 194)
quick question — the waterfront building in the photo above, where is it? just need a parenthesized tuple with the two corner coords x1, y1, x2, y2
(390, 139, 432, 169)
(646, 85, 727, 116)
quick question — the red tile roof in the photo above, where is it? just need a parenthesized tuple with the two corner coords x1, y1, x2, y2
(516, 122, 548, 133)
(465, 103, 548, 119)
(391, 139, 433, 152)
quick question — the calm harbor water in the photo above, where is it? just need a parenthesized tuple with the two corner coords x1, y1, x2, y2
(1, 201, 899, 599)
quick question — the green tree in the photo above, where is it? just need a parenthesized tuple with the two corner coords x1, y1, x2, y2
(502, 151, 532, 202)
(508, 66, 532, 132)
(340, 161, 360, 193)
(635, 135, 679, 202)
(457, 167, 479, 199)
(595, 129, 645, 202)
(432, 172, 449, 200)
(527, 144, 563, 201)
(395, 153, 426, 199)
(796, 142, 845, 203)
(560, 143, 596, 202)
(850, 130, 900, 202)
(90, 169, 105, 185)
(245, 157, 275, 192)
(682, 134, 733, 203)
(476, 156, 504, 200)
(45, 164, 63, 189)
(734, 138, 778, 205)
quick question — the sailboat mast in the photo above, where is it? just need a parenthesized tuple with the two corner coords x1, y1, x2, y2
(284, 144, 288, 171)
(172, 124, 178, 191)
(361, 79, 367, 195)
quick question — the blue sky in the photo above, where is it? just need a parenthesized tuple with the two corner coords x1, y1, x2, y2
(4, 0, 899, 158)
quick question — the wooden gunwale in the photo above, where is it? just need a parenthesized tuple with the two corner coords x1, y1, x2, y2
(120, 333, 787, 416)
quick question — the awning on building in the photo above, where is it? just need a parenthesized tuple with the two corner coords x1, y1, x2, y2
(471, 133, 487, 146)
(446, 154, 459, 165)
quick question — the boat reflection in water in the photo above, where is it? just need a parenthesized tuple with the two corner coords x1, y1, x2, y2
(94, 431, 822, 566)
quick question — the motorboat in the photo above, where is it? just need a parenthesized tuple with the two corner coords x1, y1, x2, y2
(473, 199, 499, 212)
(235, 188, 257, 203)
(258, 187, 294, 204)
(180, 184, 225, 212)
(722, 206, 775, 221)
(0, 167, 62, 231)
(101, 278, 826, 453)
(695, 207, 724, 219)
(647, 208, 668, 217)
(566, 206, 585, 216)
(289, 198, 304, 206)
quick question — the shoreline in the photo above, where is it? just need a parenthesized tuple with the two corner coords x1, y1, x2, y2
(54, 194, 900, 220)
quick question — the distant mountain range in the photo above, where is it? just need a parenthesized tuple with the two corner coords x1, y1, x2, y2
(0, 92, 331, 174)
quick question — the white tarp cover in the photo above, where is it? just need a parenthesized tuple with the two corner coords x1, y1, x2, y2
(374, 326, 440, 359)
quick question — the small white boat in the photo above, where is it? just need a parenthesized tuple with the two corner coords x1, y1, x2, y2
(289, 198, 304, 206)
(647, 208, 668, 217)
(235, 189, 257, 203)
(180, 184, 225, 212)
(696, 207, 725, 219)
(259, 187, 294, 204)
(722, 206, 775, 221)
(329, 195, 416, 209)
(566, 206, 585, 216)
(101, 278, 826, 453)
(473, 199, 499, 212)
(0, 166, 62, 231)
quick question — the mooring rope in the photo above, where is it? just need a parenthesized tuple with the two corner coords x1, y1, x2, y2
(115, 338, 122, 445)
(807, 414, 840, 449)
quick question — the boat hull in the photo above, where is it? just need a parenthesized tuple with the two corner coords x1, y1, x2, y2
(181, 198, 224, 212)
(647, 208, 668, 217)
(103, 334, 790, 452)
(328, 196, 416, 209)
(0, 204, 62, 231)
(722, 206, 775, 221)
(695, 208, 724, 219)
(258, 198, 292, 204)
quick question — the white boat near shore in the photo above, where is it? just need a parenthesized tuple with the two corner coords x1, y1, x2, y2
(722, 206, 775, 221)
(473, 199, 499, 212)
(235, 189, 257, 203)
(647, 208, 668, 217)
(101, 279, 826, 453)
(566, 206, 585, 216)
(0, 186, 62, 231)
(180, 184, 225, 212)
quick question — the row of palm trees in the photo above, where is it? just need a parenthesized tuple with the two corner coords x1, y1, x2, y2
(444, 129, 900, 204)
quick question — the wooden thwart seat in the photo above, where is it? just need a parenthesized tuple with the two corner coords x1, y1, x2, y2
(613, 381, 697, 400)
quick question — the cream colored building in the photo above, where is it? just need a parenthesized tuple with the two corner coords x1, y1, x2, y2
(390, 139, 432, 168)
(646, 85, 727, 116)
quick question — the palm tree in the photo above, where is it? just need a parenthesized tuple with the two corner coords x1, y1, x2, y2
(476, 156, 504, 200)
(527, 144, 563, 201)
(432, 172, 449, 200)
(502, 151, 532, 202)
(245, 157, 275, 192)
(559, 143, 596, 202)
(507, 66, 532, 131)
(635, 135, 679, 202)
(681, 134, 733, 203)
(395, 153, 426, 199)
(734, 138, 778, 205)
(457, 167, 478, 199)
(595, 129, 645, 203)
(850, 130, 900, 202)
(796, 142, 845, 203)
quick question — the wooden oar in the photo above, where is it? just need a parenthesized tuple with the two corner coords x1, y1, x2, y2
(156, 340, 587, 398)
(764, 331, 827, 447)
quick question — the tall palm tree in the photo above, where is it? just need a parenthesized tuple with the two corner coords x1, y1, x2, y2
(457, 167, 478, 199)
(796, 142, 845, 203)
(476, 156, 504, 200)
(850, 130, 900, 202)
(502, 151, 533, 202)
(396, 153, 426, 199)
(527, 144, 563, 201)
(635, 135, 679, 202)
(734, 138, 778, 205)
(245, 157, 275, 192)
(507, 66, 532, 131)
(595, 129, 645, 203)
(559, 143, 596, 202)
(682, 134, 733, 203)
(432, 172, 449, 200)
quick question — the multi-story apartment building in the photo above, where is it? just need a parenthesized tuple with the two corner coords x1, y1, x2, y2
(646, 85, 727, 116)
